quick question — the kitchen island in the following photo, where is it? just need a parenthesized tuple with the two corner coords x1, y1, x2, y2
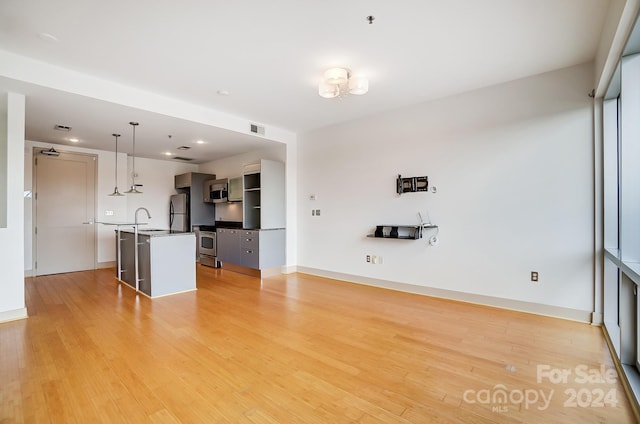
(118, 229, 196, 298)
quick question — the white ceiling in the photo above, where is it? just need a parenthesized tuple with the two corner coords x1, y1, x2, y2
(0, 0, 612, 163)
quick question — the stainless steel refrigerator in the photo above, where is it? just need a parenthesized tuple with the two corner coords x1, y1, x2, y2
(170, 193, 189, 232)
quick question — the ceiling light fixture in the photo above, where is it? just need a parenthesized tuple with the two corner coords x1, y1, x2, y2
(318, 67, 368, 99)
(125, 122, 142, 194)
(108, 134, 124, 196)
(68, 138, 79, 143)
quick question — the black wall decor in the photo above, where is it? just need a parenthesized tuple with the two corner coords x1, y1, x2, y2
(396, 174, 428, 194)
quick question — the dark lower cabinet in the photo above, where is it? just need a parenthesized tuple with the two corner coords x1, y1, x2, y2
(137, 235, 151, 296)
(217, 228, 285, 270)
(119, 231, 136, 289)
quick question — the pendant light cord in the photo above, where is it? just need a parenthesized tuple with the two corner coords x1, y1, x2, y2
(114, 134, 119, 185)
(109, 133, 123, 196)
(131, 123, 137, 187)
(126, 121, 141, 193)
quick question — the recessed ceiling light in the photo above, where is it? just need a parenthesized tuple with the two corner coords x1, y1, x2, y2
(164, 152, 173, 156)
(68, 138, 79, 143)
(196, 140, 205, 144)
(217, 90, 230, 96)
(38, 32, 59, 42)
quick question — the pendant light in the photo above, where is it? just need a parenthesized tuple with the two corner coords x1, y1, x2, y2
(108, 133, 124, 196)
(125, 122, 142, 194)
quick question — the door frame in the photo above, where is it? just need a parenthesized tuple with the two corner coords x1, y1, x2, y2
(31, 147, 98, 275)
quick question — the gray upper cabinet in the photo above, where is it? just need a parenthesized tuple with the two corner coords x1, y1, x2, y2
(228, 176, 243, 202)
(243, 159, 285, 229)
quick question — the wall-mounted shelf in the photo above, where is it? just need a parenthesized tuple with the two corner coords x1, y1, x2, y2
(367, 224, 438, 240)
(397, 174, 428, 194)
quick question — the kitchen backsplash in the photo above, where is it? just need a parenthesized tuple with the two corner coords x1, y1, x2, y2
(214, 202, 243, 223)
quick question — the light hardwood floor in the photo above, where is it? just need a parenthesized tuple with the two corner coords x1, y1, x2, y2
(1, 266, 635, 423)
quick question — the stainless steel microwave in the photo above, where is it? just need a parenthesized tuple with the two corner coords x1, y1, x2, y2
(203, 178, 228, 203)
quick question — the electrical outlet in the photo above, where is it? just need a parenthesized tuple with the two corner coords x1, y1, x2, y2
(366, 255, 371, 263)
(531, 271, 538, 282)
(311, 209, 315, 216)
(315, 209, 321, 216)
(105, 210, 114, 216)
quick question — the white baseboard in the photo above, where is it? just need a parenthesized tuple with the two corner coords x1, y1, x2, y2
(0, 307, 28, 323)
(591, 312, 603, 326)
(297, 267, 592, 323)
(281, 265, 298, 274)
(25, 263, 114, 276)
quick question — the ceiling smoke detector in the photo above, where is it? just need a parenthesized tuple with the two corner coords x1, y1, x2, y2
(54, 124, 72, 131)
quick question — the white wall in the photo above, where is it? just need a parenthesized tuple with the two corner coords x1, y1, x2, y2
(124, 156, 198, 229)
(0, 93, 7, 228)
(0, 92, 26, 321)
(198, 145, 285, 178)
(297, 63, 595, 318)
(24, 141, 197, 270)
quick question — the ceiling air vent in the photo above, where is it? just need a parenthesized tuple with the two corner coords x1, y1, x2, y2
(177, 146, 191, 150)
(250, 123, 265, 136)
(173, 156, 193, 161)
(54, 124, 72, 131)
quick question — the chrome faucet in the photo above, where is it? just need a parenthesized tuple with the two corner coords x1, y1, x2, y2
(134, 207, 151, 225)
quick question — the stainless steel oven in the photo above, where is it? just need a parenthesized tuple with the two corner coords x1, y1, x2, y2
(198, 230, 218, 267)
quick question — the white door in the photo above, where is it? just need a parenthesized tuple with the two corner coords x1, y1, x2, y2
(34, 149, 96, 275)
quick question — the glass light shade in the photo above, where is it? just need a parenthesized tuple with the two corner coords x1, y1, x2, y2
(109, 187, 124, 196)
(319, 81, 339, 98)
(348, 76, 369, 95)
(324, 68, 348, 85)
(125, 185, 142, 194)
